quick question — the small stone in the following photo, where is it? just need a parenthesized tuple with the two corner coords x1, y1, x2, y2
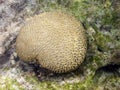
(0, 47, 5, 56)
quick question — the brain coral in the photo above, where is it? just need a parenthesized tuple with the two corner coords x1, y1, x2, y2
(16, 11, 87, 73)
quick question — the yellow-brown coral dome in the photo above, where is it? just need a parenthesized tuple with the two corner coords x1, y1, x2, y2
(16, 11, 87, 73)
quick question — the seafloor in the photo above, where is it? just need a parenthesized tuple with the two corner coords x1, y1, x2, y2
(0, 0, 120, 90)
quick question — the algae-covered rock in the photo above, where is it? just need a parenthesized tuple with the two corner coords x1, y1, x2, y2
(112, 0, 120, 15)
(16, 11, 87, 73)
(1, 0, 120, 89)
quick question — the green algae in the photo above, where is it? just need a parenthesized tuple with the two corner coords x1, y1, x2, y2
(0, 76, 24, 90)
